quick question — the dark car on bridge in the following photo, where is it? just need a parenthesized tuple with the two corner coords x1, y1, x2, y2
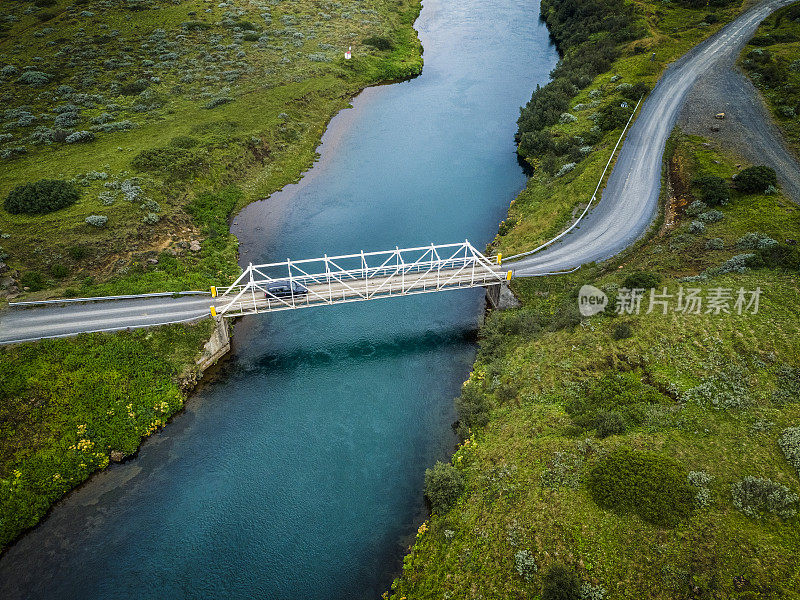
(265, 281, 308, 299)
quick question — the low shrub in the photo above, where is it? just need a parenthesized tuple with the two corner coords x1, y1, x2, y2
(84, 215, 108, 228)
(731, 476, 798, 519)
(779, 427, 800, 476)
(204, 96, 233, 109)
(20, 271, 46, 291)
(747, 243, 800, 270)
(514, 549, 538, 581)
(455, 382, 490, 438)
(595, 411, 626, 438)
(693, 175, 729, 206)
(49, 264, 69, 278)
(683, 363, 751, 409)
(686, 200, 708, 216)
(689, 220, 706, 234)
(67, 245, 87, 260)
(3, 180, 80, 215)
(622, 271, 660, 289)
(699, 210, 723, 223)
(733, 165, 778, 193)
(567, 372, 665, 437)
(363, 35, 394, 50)
(18, 71, 50, 86)
(119, 80, 148, 96)
(736, 232, 777, 250)
(131, 146, 201, 180)
(688, 470, 714, 508)
(587, 447, 694, 526)
(424, 461, 465, 513)
(612, 322, 633, 340)
(541, 563, 581, 600)
(705, 237, 724, 250)
(169, 135, 198, 149)
(64, 131, 95, 144)
(772, 365, 800, 405)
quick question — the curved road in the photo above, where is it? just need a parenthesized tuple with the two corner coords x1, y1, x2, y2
(0, 0, 795, 344)
(511, 0, 797, 275)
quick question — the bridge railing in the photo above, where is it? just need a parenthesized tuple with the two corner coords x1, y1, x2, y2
(213, 241, 506, 316)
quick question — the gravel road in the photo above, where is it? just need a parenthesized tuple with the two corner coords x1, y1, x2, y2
(678, 56, 800, 203)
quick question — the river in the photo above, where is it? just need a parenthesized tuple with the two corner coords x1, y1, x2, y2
(0, 0, 557, 597)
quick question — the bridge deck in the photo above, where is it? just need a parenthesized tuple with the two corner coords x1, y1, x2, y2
(218, 264, 504, 316)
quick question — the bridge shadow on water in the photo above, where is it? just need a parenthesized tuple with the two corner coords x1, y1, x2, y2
(233, 325, 480, 376)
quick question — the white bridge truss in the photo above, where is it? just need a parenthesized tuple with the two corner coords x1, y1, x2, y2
(213, 241, 507, 317)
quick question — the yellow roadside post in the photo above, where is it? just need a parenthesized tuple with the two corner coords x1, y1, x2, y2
(210, 306, 217, 317)
(496, 253, 502, 265)
(506, 270, 513, 281)
(211, 286, 217, 298)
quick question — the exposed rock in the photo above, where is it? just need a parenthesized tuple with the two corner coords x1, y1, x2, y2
(189, 240, 201, 252)
(0, 262, 8, 273)
(109, 450, 125, 463)
(147, 258, 159, 264)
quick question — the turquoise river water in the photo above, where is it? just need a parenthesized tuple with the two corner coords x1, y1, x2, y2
(0, 0, 558, 597)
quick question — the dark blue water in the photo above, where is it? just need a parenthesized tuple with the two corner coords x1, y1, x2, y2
(0, 1, 557, 598)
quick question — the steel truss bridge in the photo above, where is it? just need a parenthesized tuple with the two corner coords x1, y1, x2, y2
(211, 241, 510, 317)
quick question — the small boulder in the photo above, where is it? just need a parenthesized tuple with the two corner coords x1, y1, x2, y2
(189, 240, 201, 252)
(110, 450, 125, 463)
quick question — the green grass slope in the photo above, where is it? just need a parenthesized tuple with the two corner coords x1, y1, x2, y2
(389, 133, 800, 599)
(0, 0, 422, 299)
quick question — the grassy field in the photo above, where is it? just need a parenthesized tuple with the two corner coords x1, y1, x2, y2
(740, 1, 800, 157)
(0, 319, 215, 550)
(389, 133, 800, 599)
(0, 0, 422, 299)
(0, 0, 423, 551)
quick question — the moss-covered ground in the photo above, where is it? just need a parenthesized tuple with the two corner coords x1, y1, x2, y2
(0, 0, 422, 298)
(390, 133, 800, 599)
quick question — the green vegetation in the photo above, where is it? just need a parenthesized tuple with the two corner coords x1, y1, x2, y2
(0, 0, 424, 548)
(0, 321, 214, 548)
(424, 461, 465, 514)
(740, 2, 800, 156)
(733, 165, 778, 194)
(566, 372, 667, 438)
(389, 132, 800, 598)
(3, 179, 80, 215)
(0, 0, 423, 300)
(491, 0, 747, 257)
(587, 447, 695, 527)
(541, 563, 581, 600)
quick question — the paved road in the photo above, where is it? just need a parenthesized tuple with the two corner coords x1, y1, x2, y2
(220, 264, 504, 316)
(0, 0, 795, 344)
(0, 295, 212, 345)
(511, 0, 798, 275)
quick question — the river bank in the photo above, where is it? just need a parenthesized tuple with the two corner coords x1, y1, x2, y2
(0, 0, 427, 552)
(0, 0, 562, 597)
(389, 0, 800, 597)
